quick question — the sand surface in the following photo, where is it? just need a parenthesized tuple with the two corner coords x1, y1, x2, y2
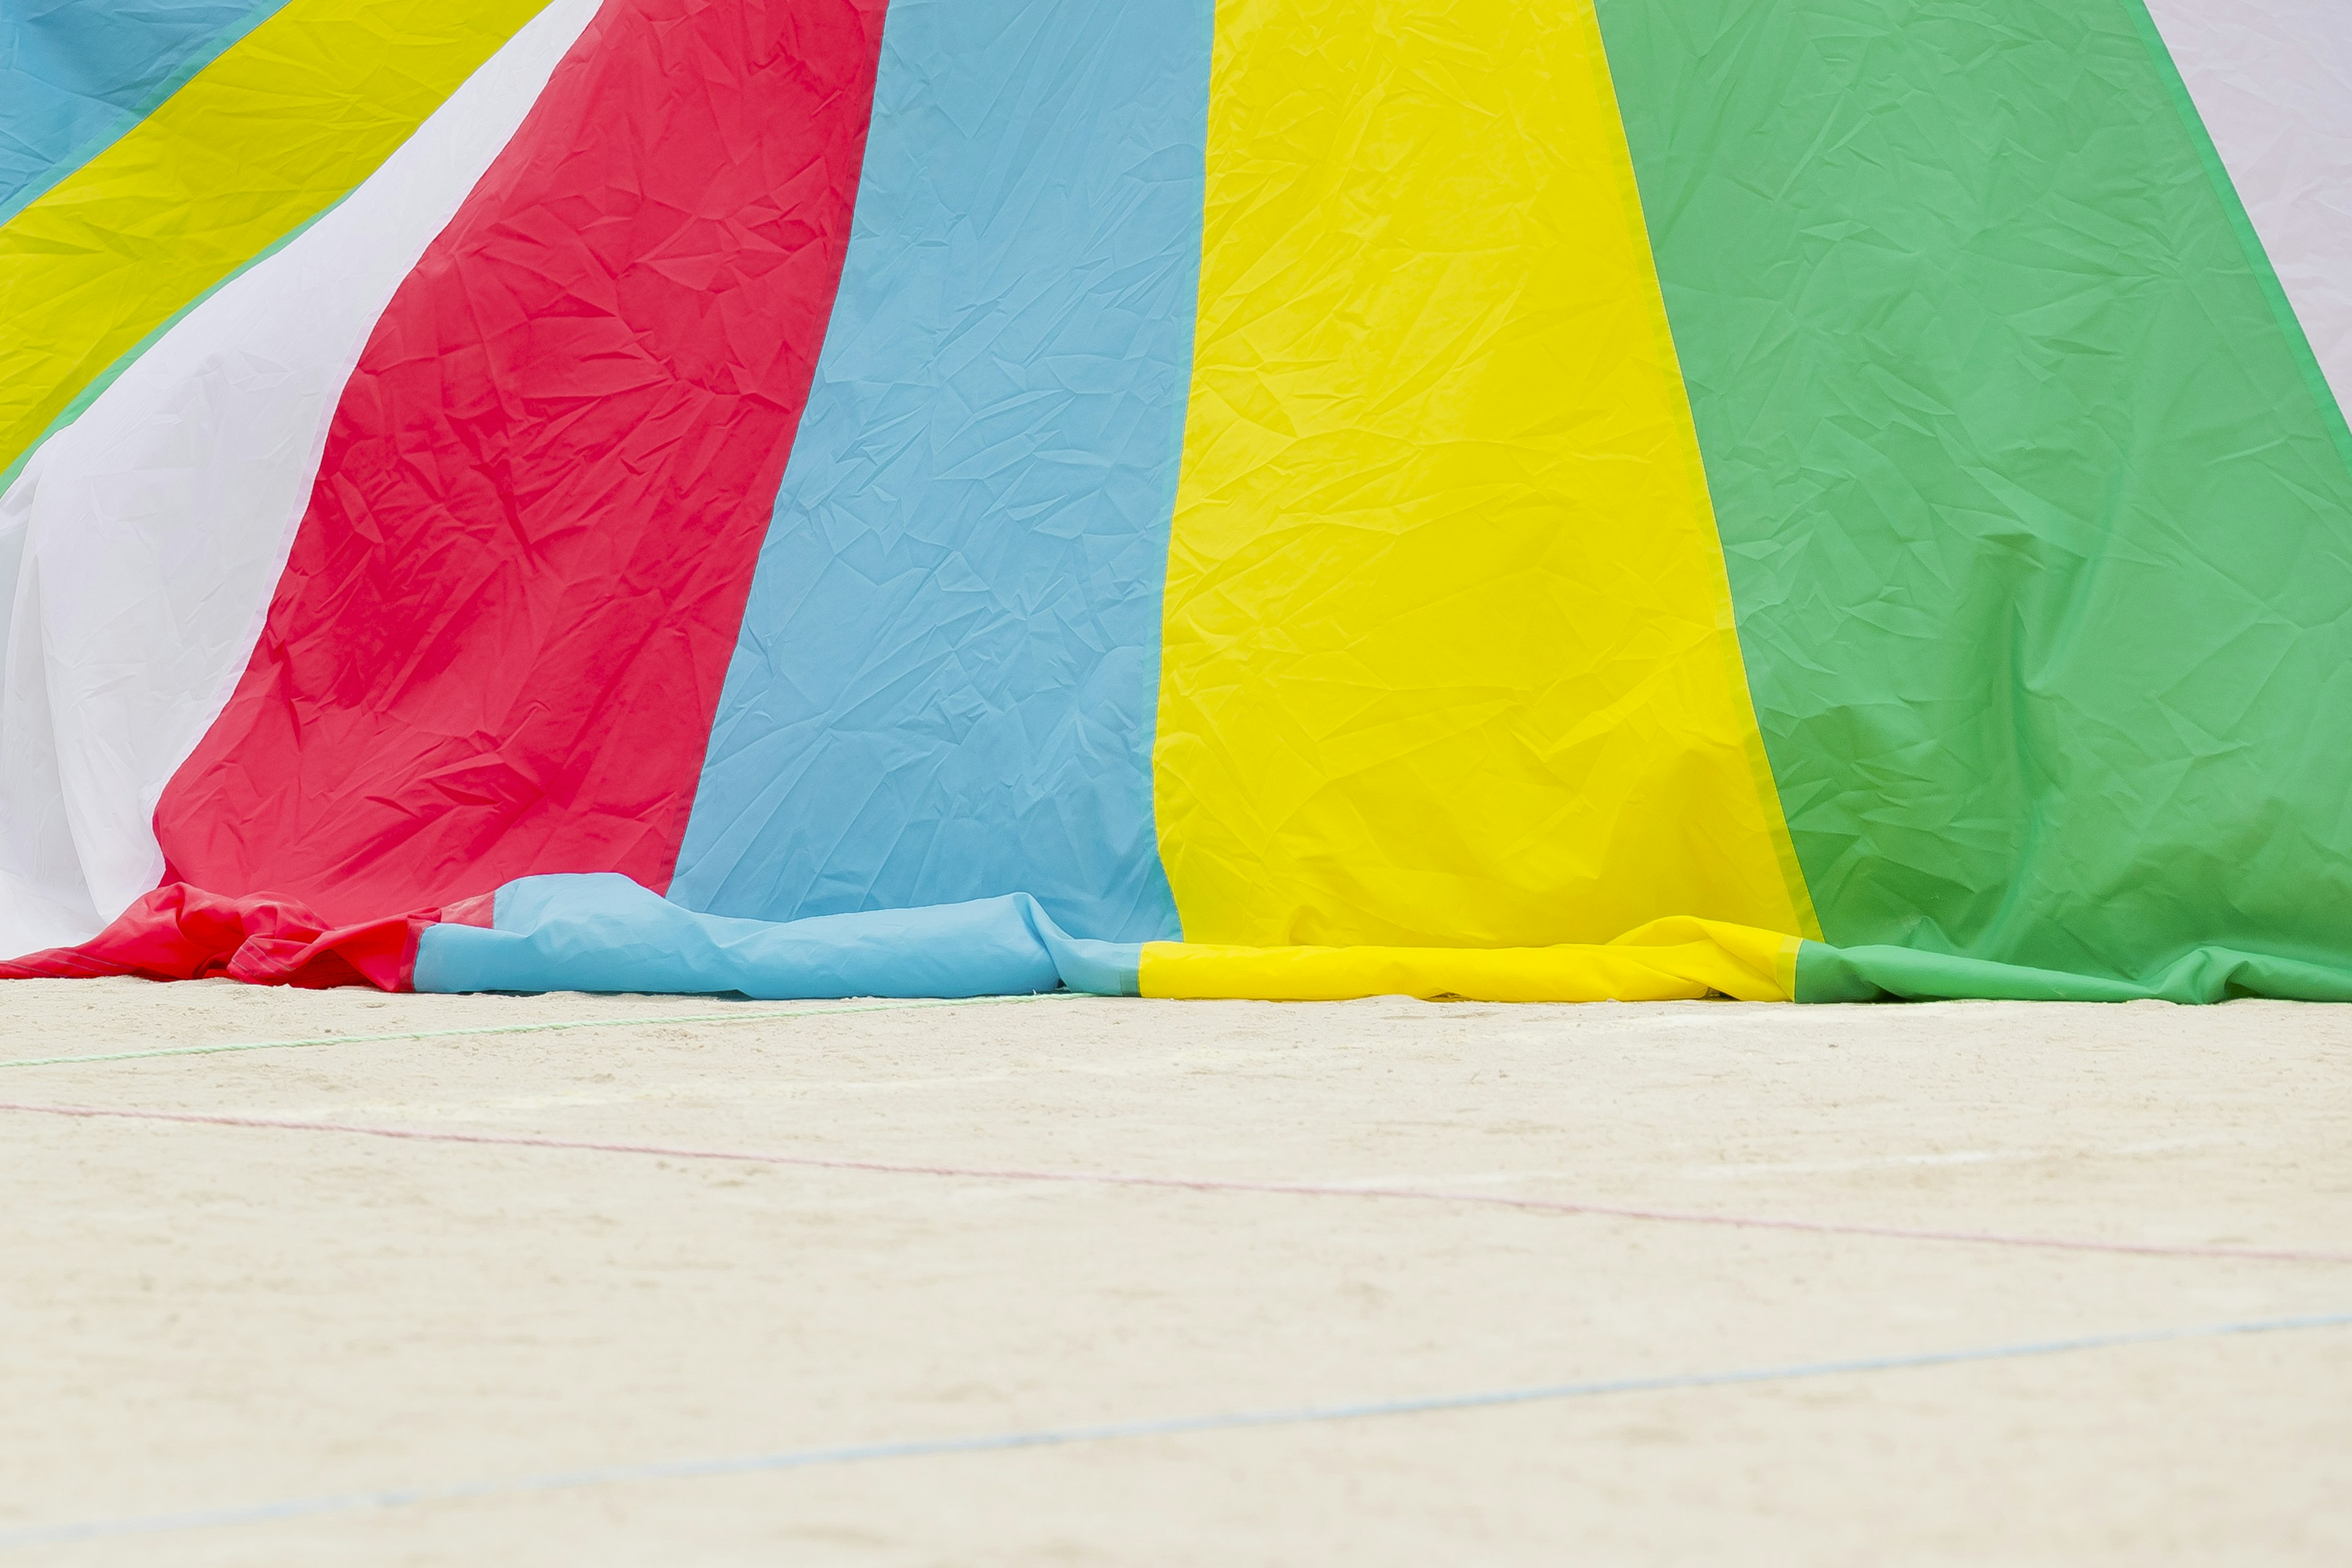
(0, 981, 2346, 1564)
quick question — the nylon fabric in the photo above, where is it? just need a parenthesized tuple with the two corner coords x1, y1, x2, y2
(1139, 918, 1796, 1004)
(0, 205, 327, 514)
(10, 2, 2352, 1005)
(668, 0, 1206, 944)
(0, 0, 286, 225)
(0, 0, 556, 486)
(2141, 0, 2352, 420)
(1156, 0, 1813, 950)
(154, 0, 890, 925)
(1797, 938, 2352, 1005)
(413, 873, 1142, 998)
(0, 0, 605, 959)
(0, 883, 432, 989)
(1600, 0, 2352, 989)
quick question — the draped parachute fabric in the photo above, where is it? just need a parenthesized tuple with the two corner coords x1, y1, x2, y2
(3, 0, 2350, 1004)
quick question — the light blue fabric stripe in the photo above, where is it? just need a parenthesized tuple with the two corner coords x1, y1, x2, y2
(0, 1, 289, 227)
(665, 0, 1210, 944)
(412, 874, 1143, 998)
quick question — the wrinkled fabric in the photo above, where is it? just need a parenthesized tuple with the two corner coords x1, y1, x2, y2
(1602, 0, 2352, 988)
(0, 0, 600, 958)
(2144, 0, 2352, 412)
(1141, 918, 1798, 1004)
(669, 0, 1205, 944)
(0, 883, 440, 989)
(4, 1, 2351, 1005)
(0, 0, 556, 489)
(0, 0, 284, 225)
(154, 0, 890, 925)
(1156, 0, 1814, 950)
(415, 873, 1139, 998)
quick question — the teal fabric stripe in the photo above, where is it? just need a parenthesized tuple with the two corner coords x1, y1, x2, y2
(0, 1, 289, 227)
(413, 874, 1143, 998)
(1600, 0, 2352, 995)
(667, 0, 1209, 944)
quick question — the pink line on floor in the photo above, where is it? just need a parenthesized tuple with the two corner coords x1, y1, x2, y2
(6, 1098, 2344, 1266)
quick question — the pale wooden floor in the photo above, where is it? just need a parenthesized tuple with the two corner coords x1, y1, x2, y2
(1, 980, 2346, 1564)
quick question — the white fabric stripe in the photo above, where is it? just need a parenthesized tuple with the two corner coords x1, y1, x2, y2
(0, 0, 605, 959)
(2143, 0, 2352, 418)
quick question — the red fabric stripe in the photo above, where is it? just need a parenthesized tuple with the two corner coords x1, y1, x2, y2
(151, 0, 888, 926)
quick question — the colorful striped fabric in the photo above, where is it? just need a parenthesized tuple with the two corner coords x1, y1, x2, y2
(3, 0, 2349, 1004)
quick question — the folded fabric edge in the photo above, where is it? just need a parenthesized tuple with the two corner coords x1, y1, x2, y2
(1793, 939, 2352, 1005)
(1139, 918, 1801, 1002)
(0, 883, 439, 989)
(10, 875, 2348, 1005)
(412, 883, 1815, 1002)
(409, 874, 1144, 1000)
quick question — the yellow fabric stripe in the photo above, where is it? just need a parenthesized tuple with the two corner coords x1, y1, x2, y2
(1156, 0, 1817, 948)
(0, 0, 555, 478)
(1138, 920, 1800, 1003)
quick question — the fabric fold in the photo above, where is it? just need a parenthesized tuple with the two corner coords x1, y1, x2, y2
(0, 884, 442, 990)
(412, 873, 1142, 1000)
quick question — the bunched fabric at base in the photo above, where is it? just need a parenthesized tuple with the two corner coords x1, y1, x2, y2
(3, 0, 2350, 1005)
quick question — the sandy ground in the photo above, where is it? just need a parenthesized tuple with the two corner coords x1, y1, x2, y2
(0, 981, 2345, 1565)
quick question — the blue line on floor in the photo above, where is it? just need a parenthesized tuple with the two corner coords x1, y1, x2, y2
(7, 1308, 2345, 1549)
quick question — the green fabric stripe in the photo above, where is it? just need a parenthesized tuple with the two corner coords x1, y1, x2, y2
(1599, 0, 2352, 998)
(1795, 938, 2352, 1005)
(2123, 1, 2352, 476)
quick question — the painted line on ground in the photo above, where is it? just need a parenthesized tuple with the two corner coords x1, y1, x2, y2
(0, 991, 1080, 1071)
(2, 1098, 2344, 1266)
(4, 1308, 2345, 1548)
